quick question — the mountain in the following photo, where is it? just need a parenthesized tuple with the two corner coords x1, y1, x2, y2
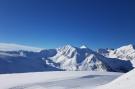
(0, 43, 61, 73)
(98, 44, 135, 67)
(97, 48, 114, 57)
(0, 55, 61, 74)
(49, 45, 100, 71)
(0, 43, 133, 73)
(49, 45, 132, 72)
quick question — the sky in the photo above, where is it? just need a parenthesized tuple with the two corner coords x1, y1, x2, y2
(0, 0, 135, 49)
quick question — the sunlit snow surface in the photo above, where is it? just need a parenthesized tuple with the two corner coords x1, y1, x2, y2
(96, 69, 135, 89)
(0, 71, 122, 89)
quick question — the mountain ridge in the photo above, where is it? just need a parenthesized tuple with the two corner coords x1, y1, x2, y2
(0, 43, 134, 73)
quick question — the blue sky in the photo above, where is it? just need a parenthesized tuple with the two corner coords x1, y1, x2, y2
(0, 0, 135, 49)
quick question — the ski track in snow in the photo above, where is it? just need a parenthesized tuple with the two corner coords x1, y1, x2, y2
(7, 72, 121, 89)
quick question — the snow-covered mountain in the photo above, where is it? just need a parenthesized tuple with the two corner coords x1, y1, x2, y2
(97, 48, 114, 57)
(0, 43, 60, 73)
(49, 45, 132, 72)
(98, 44, 135, 67)
(49, 45, 107, 70)
(0, 43, 133, 73)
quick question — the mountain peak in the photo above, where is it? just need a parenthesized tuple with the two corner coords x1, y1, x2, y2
(64, 44, 75, 48)
(57, 44, 76, 53)
(127, 44, 135, 48)
(118, 44, 135, 51)
(80, 45, 88, 49)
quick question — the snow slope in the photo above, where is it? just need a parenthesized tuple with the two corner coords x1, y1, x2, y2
(96, 68, 135, 89)
(0, 71, 122, 89)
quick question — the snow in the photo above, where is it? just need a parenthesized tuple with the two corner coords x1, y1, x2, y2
(49, 45, 110, 71)
(0, 43, 134, 89)
(80, 45, 88, 49)
(0, 71, 122, 89)
(111, 44, 135, 60)
(79, 54, 108, 71)
(99, 44, 135, 61)
(98, 44, 135, 67)
(96, 68, 135, 89)
(0, 43, 43, 52)
(0, 43, 133, 73)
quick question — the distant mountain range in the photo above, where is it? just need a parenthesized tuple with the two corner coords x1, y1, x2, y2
(0, 43, 134, 73)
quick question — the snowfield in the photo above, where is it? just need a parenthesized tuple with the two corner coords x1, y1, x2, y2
(96, 69, 135, 89)
(0, 71, 122, 89)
